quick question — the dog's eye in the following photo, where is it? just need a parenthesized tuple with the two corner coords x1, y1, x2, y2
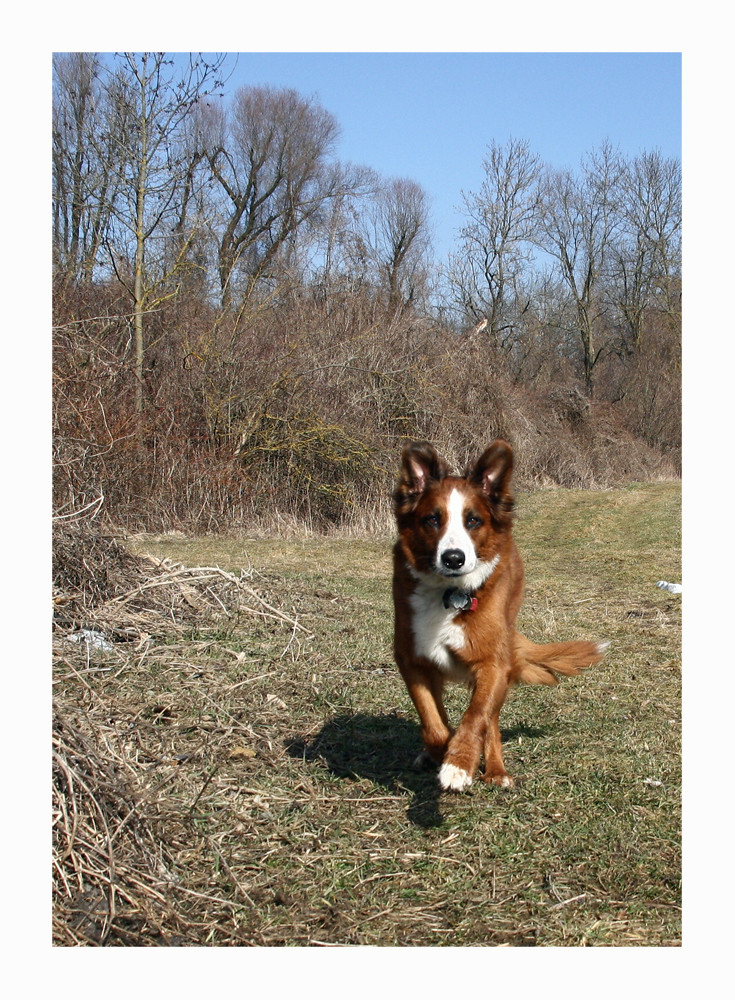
(422, 513, 441, 528)
(465, 514, 482, 530)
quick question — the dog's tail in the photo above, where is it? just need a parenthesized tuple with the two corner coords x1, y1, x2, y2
(512, 632, 608, 686)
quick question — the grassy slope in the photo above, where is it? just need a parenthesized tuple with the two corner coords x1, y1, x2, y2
(75, 482, 680, 946)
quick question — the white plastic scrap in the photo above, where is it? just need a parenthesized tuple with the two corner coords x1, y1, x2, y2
(65, 629, 114, 651)
(656, 581, 682, 594)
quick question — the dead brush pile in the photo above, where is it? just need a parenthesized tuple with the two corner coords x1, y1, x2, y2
(52, 516, 308, 945)
(53, 518, 274, 637)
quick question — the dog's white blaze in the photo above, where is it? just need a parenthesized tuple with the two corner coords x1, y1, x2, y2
(439, 762, 473, 791)
(436, 488, 477, 573)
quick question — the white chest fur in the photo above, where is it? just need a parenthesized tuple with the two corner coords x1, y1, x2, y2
(407, 581, 470, 681)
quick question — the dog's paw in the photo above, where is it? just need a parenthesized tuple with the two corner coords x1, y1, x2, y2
(438, 762, 473, 792)
(484, 773, 514, 788)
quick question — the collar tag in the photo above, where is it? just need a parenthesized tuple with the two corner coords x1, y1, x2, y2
(443, 588, 478, 612)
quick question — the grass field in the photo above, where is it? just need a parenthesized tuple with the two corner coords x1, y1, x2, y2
(53, 481, 681, 946)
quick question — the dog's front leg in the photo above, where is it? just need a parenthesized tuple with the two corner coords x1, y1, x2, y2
(398, 660, 452, 766)
(439, 663, 510, 792)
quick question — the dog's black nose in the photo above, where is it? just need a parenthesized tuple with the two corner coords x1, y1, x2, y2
(441, 549, 465, 571)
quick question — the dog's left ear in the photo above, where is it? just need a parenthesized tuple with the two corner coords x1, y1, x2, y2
(470, 440, 513, 493)
(470, 440, 514, 526)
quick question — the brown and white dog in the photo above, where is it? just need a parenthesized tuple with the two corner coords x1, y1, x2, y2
(392, 439, 607, 792)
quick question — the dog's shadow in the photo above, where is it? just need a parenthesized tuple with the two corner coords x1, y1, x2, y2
(285, 714, 546, 828)
(286, 713, 442, 827)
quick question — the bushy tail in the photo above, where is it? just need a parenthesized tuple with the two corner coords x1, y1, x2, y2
(512, 632, 608, 686)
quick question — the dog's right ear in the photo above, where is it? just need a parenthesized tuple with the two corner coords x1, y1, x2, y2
(394, 442, 449, 510)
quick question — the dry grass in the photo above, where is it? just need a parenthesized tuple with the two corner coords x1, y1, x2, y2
(52, 482, 681, 946)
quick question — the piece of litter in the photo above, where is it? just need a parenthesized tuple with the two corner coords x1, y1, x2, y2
(656, 581, 682, 594)
(265, 694, 288, 710)
(64, 629, 114, 651)
(643, 778, 663, 787)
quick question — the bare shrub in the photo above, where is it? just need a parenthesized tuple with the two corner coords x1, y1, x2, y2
(53, 273, 679, 536)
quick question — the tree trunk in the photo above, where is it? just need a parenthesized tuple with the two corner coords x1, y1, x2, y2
(134, 66, 148, 448)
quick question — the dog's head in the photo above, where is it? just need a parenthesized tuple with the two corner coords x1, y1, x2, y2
(394, 440, 515, 583)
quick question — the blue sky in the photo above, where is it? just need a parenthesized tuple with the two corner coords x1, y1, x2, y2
(218, 52, 681, 263)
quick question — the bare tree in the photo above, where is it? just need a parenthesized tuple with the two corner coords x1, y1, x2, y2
(52, 53, 124, 282)
(205, 85, 345, 311)
(534, 141, 624, 395)
(357, 177, 432, 314)
(610, 149, 681, 353)
(100, 52, 227, 436)
(448, 138, 541, 348)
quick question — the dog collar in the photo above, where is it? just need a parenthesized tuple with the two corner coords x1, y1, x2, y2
(443, 588, 478, 612)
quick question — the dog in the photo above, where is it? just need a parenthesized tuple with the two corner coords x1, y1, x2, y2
(392, 439, 607, 792)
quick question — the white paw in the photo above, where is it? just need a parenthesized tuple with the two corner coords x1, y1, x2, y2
(438, 762, 473, 792)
